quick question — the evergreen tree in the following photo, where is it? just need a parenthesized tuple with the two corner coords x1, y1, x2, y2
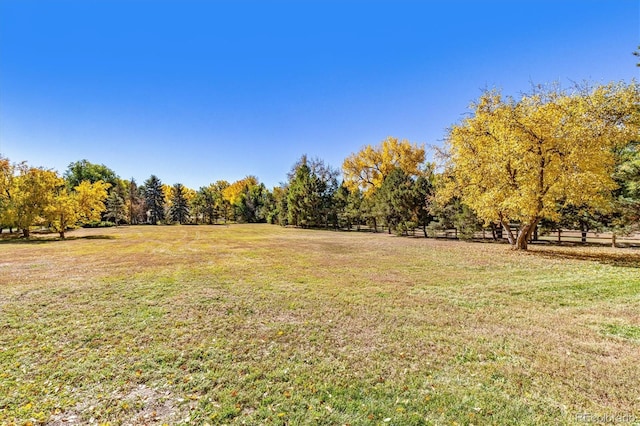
(413, 174, 434, 237)
(287, 160, 319, 227)
(169, 183, 190, 224)
(286, 155, 339, 228)
(105, 191, 126, 225)
(143, 175, 165, 225)
(274, 186, 289, 226)
(375, 167, 415, 235)
(193, 185, 217, 224)
(237, 183, 268, 223)
(334, 184, 364, 230)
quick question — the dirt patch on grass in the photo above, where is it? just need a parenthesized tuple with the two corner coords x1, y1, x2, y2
(46, 385, 182, 426)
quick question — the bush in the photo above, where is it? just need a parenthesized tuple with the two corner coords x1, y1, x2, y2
(82, 221, 115, 228)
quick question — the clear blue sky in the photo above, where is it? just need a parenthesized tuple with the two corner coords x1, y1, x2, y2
(1, 0, 638, 189)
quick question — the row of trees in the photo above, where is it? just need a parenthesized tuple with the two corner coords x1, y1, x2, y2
(1, 81, 638, 249)
(0, 158, 276, 237)
(0, 160, 109, 238)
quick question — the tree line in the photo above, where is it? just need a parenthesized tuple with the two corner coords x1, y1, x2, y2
(1, 81, 638, 249)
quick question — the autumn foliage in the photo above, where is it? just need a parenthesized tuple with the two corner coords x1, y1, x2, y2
(342, 137, 426, 196)
(441, 82, 640, 249)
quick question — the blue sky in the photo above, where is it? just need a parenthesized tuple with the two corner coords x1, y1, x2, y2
(1, 0, 638, 189)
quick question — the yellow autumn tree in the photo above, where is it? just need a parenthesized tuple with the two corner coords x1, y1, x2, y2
(46, 180, 110, 238)
(74, 180, 110, 223)
(441, 82, 640, 250)
(45, 182, 77, 238)
(12, 165, 60, 238)
(223, 176, 259, 206)
(342, 137, 425, 196)
(0, 157, 15, 230)
(161, 183, 174, 211)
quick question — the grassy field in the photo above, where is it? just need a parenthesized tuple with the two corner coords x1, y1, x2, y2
(1, 225, 639, 425)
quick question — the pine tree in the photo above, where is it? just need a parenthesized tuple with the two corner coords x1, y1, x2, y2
(287, 160, 319, 227)
(105, 191, 126, 225)
(143, 175, 165, 225)
(169, 183, 190, 224)
(375, 167, 415, 235)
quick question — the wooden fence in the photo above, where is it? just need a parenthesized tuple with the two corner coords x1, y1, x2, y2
(428, 228, 640, 247)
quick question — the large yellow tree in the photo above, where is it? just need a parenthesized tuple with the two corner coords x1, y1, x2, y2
(442, 82, 640, 250)
(46, 180, 110, 238)
(11, 165, 60, 238)
(342, 137, 425, 196)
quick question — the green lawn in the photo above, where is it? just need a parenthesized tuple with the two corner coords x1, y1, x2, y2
(1, 225, 639, 425)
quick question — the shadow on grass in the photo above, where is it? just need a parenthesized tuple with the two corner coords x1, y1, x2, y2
(529, 248, 640, 268)
(0, 235, 116, 244)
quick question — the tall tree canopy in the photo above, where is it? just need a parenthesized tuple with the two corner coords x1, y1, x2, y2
(342, 137, 425, 196)
(441, 82, 640, 249)
(64, 159, 119, 189)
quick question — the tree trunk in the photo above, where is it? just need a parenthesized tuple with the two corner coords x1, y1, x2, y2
(513, 220, 539, 250)
(612, 233, 617, 248)
(423, 224, 427, 238)
(500, 219, 515, 245)
(515, 230, 529, 250)
(59, 231, 65, 239)
(22, 228, 30, 238)
(372, 217, 377, 233)
(557, 229, 561, 243)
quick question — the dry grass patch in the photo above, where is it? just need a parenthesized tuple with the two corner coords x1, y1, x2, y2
(1, 225, 639, 425)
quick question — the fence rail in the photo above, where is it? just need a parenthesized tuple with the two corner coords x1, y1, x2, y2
(427, 228, 640, 247)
